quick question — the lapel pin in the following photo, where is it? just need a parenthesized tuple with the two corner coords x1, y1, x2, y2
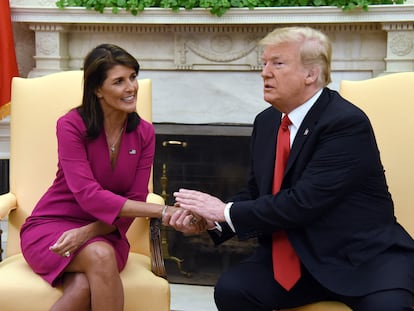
(303, 128, 309, 135)
(129, 149, 136, 154)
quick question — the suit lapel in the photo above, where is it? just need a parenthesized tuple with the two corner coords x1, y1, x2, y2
(285, 89, 330, 174)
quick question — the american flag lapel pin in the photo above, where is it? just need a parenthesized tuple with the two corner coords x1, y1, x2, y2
(129, 149, 136, 154)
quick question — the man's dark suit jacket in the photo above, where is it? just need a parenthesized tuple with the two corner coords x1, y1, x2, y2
(211, 88, 414, 296)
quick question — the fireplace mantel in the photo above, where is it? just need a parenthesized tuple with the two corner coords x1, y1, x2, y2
(10, 4, 414, 24)
(10, 2, 414, 77)
(3, 1, 414, 158)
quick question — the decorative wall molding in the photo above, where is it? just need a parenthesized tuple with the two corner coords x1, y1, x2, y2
(9, 5, 414, 24)
(10, 5, 414, 76)
(5, 2, 414, 156)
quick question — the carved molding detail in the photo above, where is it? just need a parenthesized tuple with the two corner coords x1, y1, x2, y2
(68, 23, 383, 35)
(316, 23, 383, 32)
(390, 34, 414, 56)
(176, 33, 259, 69)
(29, 24, 67, 56)
(382, 22, 414, 31)
(71, 24, 171, 33)
(194, 35, 253, 61)
(37, 33, 58, 56)
(382, 23, 414, 65)
(29, 24, 68, 32)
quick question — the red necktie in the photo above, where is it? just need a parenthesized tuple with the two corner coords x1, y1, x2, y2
(271, 115, 301, 291)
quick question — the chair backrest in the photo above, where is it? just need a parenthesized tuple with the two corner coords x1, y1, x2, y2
(7, 71, 153, 256)
(339, 72, 414, 237)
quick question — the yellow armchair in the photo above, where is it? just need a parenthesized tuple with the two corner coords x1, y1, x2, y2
(0, 71, 170, 310)
(339, 72, 414, 238)
(280, 72, 414, 311)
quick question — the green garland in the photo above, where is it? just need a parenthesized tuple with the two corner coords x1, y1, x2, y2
(55, 0, 404, 17)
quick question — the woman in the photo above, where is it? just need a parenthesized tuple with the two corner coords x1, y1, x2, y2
(20, 44, 200, 311)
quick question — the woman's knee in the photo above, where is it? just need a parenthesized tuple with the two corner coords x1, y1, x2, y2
(77, 242, 119, 278)
(85, 242, 117, 266)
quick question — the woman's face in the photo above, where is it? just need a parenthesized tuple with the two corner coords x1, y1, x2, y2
(95, 64, 138, 114)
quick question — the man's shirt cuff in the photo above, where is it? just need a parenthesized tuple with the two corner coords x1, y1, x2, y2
(224, 202, 235, 232)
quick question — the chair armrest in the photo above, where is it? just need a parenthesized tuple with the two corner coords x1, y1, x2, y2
(146, 193, 167, 278)
(0, 192, 17, 220)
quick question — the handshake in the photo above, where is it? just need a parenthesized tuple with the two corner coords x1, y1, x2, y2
(160, 188, 227, 235)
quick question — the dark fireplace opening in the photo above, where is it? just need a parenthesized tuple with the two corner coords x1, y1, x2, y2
(0, 159, 9, 261)
(153, 124, 258, 286)
(0, 160, 9, 195)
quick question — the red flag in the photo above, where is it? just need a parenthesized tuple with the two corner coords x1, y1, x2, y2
(0, 1, 19, 120)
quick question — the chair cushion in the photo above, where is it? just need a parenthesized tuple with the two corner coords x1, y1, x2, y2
(280, 301, 351, 310)
(0, 252, 170, 311)
(122, 253, 170, 310)
(0, 253, 62, 309)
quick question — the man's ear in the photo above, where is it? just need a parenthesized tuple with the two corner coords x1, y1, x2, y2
(304, 66, 319, 84)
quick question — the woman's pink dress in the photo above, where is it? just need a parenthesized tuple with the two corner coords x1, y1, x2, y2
(20, 109, 155, 286)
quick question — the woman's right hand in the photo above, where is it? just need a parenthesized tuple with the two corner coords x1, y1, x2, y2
(49, 226, 90, 258)
(49, 221, 115, 258)
(163, 206, 208, 235)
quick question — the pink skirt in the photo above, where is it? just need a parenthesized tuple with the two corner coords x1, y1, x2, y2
(20, 216, 130, 287)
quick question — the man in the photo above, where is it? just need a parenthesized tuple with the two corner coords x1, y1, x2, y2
(171, 27, 414, 310)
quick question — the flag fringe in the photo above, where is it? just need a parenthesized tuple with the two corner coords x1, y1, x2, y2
(0, 103, 11, 120)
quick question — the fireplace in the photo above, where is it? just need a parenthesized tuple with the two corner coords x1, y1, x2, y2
(153, 123, 258, 286)
(0, 160, 9, 195)
(0, 159, 9, 261)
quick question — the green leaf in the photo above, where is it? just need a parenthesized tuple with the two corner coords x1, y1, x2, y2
(55, 0, 408, 17)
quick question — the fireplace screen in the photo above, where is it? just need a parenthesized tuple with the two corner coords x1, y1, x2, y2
(153, 125, 258, 286)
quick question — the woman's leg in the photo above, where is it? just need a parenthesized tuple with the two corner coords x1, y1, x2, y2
(50, 272, 91, 311)
(62, 241, 124, 311)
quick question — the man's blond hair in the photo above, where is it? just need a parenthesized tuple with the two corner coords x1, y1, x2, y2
(260, 27, 332, 87)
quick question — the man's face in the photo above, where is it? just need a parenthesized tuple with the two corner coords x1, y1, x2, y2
(261, 42, 309, 113)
